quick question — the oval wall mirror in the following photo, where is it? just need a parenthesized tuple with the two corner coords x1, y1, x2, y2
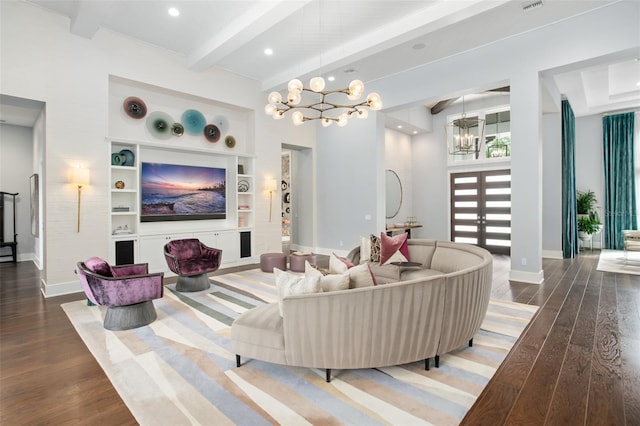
(385, 169, 402, 219)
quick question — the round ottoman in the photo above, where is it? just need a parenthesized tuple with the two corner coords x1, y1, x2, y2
(289, 253, 317, 272)
(260, 253, 287, 273)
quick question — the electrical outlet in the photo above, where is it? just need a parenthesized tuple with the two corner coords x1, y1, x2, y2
(339, 241, 343, 247)
(521, 257, 527, 266)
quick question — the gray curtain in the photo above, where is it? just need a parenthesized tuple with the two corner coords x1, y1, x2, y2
(562, 100, 578, 258)
(603, 112, 636, 249)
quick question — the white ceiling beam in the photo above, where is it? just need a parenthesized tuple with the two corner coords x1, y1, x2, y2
(69, 0, 111, 39)
(188, 0, 312, 72)
(262, 0, 511, 91)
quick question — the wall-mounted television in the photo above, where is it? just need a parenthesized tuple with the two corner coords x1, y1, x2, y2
(141, 162, 226, 222)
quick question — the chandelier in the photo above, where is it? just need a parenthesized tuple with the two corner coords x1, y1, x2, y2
(265, 77, 382, 127)
(445, 96, 485, 158)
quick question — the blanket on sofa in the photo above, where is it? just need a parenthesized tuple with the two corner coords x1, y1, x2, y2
(63, 268, 538, 425)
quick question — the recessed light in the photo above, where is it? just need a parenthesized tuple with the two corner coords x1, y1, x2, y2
(636, 81, 640, 86)
(413, 130, 418, 134)
(397, 125, 403, 129)
(328, 76, 335, 82)
(264, 48, 273, 56)
(168, 7, 180, 17)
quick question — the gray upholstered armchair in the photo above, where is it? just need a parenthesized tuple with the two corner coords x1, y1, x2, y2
(75, 257, 164, 330)
(164, 238, 222, 292)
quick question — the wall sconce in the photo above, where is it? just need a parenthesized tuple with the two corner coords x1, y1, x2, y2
(69, 166, 90, 232)
(265, 179, 277, 222)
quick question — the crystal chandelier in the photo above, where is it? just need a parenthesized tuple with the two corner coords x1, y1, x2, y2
(265, 77, 382, 127)
(445, 96, 485, 158)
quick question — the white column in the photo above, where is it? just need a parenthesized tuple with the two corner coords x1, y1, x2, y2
(510, 71, 544, 284)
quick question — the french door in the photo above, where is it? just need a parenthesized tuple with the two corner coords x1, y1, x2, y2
(450, 169, 511, 255)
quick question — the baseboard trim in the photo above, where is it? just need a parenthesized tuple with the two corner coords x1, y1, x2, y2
(509, 269, 544, 284)
(41, 279, 83, 298)
(543, 250, 563, 259)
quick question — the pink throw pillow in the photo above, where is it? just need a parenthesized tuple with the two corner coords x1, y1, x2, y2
(379, 232, 410, 265)
(84, 257, 113, 277)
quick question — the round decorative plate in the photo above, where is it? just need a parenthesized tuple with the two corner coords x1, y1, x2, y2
(204, 124, 221, 143)
(182, 109, 206, 135)
(171, 122, 184, 137)
(119, 149, 135, 166)
(111, 153, 123, 166)
(123, 96, 147, 119)
(224, 135, 236, 148)
(281, 180, 288, 190)
(145, 111, 173, 140)
(212, 115, 229, 134)
(238, 180, 250, 192)
(284, 192, 290, 203)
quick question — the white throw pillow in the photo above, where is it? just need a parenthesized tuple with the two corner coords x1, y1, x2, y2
(359, 236, 372, 264)
(305, 261, 350, 292)
(329, 252, 353, 274)
(274, 267, 321, 316)
(348, 263, 376, 288)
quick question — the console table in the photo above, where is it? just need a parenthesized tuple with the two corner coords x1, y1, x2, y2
(386, 225, 422, 239)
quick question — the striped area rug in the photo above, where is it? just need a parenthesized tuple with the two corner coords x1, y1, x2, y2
(62, 268, 538, 425)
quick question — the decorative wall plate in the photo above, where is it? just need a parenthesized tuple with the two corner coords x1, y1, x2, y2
(224, 135, 236, 148)
(238, 180, 250, 192)
(119, 149, 135, 166)
(146, 111, 173, 140)
(111, 153, 123, 166)
(204, 124, 221, 142)
(171, 122, 184, 137)
(281, 180, 288, 190)
(123, 97, 147, 119)
(284, 192, 290, 203)
(212, 115, 229, 134)
(182, 109, 206, 135)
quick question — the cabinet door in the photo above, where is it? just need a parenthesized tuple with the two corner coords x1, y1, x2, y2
(198, 231, 239, 265)
(138, 233, 192, 274)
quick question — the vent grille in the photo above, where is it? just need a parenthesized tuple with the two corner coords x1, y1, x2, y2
(522, 0, 544, 12)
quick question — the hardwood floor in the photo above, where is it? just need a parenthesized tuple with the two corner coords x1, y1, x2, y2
(1, 252, 638, 425)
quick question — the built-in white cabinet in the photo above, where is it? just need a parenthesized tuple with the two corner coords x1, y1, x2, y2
(198, 230, 239, 265)
(237, 156, 254, 230)
(107, 138, 256, 267)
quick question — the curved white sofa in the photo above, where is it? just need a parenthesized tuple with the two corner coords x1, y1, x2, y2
(231, 239, 493, 381)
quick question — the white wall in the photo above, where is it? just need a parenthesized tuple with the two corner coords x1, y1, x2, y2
(0, 124, 35, 262)
(316, 112, 385, 253)
(0, 1, 279, 296)
(384, 129, 413, 227)
(542, 111, 562, 258)
(575, 114, 605, 248)
(368, 1, 639, 282)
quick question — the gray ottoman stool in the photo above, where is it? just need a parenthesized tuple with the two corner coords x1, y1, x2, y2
(260, 252, 287, 272)
(289, 253, 317, 272)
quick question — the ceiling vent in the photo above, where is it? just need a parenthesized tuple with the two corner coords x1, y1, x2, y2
(522, 0, 544, 13)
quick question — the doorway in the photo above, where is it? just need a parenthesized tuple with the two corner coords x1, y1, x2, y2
(450, 169, 511, 255)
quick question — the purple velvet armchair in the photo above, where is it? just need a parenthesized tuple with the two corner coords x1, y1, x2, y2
(164, 238, 222, 292)
(76, 257, 164, 330)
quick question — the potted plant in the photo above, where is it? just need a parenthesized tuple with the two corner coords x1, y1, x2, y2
(576, 190, 597, 216)
(578, 215, 599, 240)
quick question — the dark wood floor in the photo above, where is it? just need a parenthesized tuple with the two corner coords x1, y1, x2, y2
(1, 252, 638, 425)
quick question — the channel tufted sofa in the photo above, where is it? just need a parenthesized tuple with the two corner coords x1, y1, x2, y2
(231, 239, 492, 381)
